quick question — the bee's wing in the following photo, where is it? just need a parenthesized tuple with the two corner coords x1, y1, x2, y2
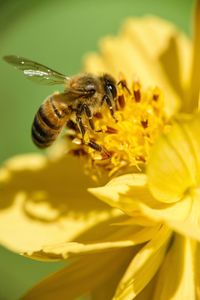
(3, 55, 70, 85)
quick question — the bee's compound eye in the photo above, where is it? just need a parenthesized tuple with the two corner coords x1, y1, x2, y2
(107, 82, 117, 99)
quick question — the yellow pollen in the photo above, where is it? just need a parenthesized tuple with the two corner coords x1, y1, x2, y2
(67, 77, 168, 180)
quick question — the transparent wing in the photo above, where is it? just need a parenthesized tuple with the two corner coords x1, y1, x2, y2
(3, 55, 70, 85)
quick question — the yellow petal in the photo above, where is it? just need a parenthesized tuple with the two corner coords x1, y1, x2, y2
(123, 193, 191, 222)
(89, 173, 161, 226)
(166, 188, 200, 241)
(91, 249, 135, 300)
(89, 172, 200, 241)
(89, 172, 179, 220)
(113, 225, 171, 300)
(84, 17, 191, 116)
(89, 173, 159, 226)
(118, 187, 200, 242)
(0, 153, 114, 254)
(128, 194, 200, 241)
(148, 113, 200, 203)
(153, 235, 196, 300)
(24, 221, 160, 261)
(134, 276, 157, 300)
(22, 249, 133, 300)
(89, 173, 148, 211)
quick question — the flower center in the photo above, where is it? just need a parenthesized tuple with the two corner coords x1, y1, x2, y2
(67, 76, 168, 180)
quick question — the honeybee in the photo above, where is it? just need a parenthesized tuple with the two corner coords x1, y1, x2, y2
(4, 55, 117, 152)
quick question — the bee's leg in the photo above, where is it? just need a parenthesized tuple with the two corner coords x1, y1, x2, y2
(88, 140, 102, 152)
(102, 95, 117, 121)
(82, 104, 95, 130)
(76, 116, 85, 137)
(88, 139, 111, 159)
(76, 104, 86, 138)
(66, 119, 78, 131)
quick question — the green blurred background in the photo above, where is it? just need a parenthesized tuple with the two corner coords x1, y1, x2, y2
(0, 0, 194, 299)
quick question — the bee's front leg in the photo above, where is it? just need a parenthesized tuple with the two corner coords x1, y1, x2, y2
(87, 139, 111, 159)
(76, 104, 86, 138)
(82, 104, 95, 130)
(101, 95, 117, 121)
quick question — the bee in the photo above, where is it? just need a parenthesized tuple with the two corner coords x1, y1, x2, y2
(3, 55, 117, 152)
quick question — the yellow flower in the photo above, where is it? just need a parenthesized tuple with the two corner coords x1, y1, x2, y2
(0, 1, 200, 300)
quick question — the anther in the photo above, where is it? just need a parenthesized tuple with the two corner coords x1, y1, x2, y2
(117, 95, 125, 109)
(94, 112, 103, 119)
(141, 120, 148, 129)
(153, 93, 159, 101)
(133, 82, 141, 102)
(117, 79, 131, 94)
(105, 126, 118, 134)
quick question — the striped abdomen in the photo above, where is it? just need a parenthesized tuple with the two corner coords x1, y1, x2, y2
(32, 95, 68, 148)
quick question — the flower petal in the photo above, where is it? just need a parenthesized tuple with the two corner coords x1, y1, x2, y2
(113, 225, 171, 300)
(148, 113, 200, 203)
(0, 153, 114, 254)
(89, 173, 148, 211)
(84, 17, 191, 116)
(22, 249, 133, 300)
(153, 235, 196, 300)
(134, 277, 157, 300)
(24, 220, 160, 261)
(89, 172, 178, 221)
(89, 173, 159, 225)
(127, 194, 200, 241)
(91, 249, 135, 300)
(89, 172, 200, 241)
(166, 189, 200, 241)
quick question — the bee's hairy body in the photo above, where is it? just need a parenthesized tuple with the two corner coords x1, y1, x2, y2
(3, 55, 117, 153)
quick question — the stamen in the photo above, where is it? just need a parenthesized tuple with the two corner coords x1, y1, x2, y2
(152, 87, 160, 101)
(94, 112, 103, 119)
(133, 82, 141, 102)
(153, 93, 159, 101)
(117, 95, 126, 109)
(141, 120, 148, 129)
(105, 126, 118, 134)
